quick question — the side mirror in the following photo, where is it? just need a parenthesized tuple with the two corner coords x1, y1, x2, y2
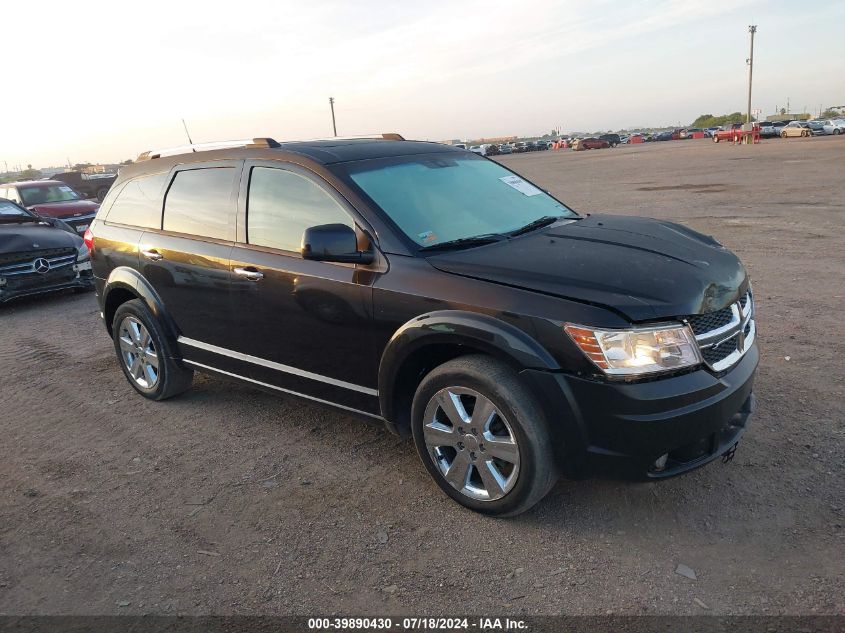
(301, 223, 374, 265)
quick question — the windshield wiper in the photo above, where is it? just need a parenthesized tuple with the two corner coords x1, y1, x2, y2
(418, 233, 505, 252)
(508, 215, 562, 237)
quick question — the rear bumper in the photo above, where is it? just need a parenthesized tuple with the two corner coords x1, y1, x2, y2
(520, 342, 759, 479)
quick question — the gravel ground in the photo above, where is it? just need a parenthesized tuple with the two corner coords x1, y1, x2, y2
(0, 135, 843, 616)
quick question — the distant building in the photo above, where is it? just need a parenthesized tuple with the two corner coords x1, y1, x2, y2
(766, 113, 811, 122)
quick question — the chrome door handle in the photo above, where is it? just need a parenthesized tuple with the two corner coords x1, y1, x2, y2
(234, 267, 264, 281)
(141, 249, 163, 261)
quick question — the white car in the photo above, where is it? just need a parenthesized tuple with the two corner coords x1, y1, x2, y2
(821, 119, 845, 135)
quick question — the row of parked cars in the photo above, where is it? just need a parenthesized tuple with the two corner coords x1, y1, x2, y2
(758, 119, 845, 138)
(462, 141, 552, 156)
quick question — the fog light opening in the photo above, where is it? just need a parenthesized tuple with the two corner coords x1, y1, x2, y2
(652, 453, 669, 472)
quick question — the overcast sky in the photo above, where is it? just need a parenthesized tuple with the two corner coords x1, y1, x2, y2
(4, 0, 843, 168)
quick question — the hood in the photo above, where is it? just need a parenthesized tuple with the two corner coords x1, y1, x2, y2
(0, 222, 82, 253)
(27, 199, 99, 219)
(426, 214, 748, 322)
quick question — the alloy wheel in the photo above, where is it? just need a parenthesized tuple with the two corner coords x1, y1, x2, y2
(422, 387, 520, 501)
(118, 316, 160, 389)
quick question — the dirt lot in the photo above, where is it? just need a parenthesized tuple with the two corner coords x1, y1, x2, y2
(1, 136, 843, 616)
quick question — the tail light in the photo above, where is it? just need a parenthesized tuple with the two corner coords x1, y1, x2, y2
(83, 227, 95, 255)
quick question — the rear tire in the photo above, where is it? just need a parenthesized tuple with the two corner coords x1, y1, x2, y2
(781, 131, 787, 138)
(112, 299, 193, 400)
(411, 355, 558, 517)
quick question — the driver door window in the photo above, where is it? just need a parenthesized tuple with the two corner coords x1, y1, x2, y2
(247, 167, 353, 253)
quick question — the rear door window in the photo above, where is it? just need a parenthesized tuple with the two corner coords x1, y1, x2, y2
(163, 167, 237, 240)
(105, 173, 167, 228)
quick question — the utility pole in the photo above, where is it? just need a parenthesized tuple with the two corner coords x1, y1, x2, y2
(746, 25, 757, 124)
(328, 97, 337, 137)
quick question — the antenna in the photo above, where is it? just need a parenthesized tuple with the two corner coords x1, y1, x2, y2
(181, 119, 197, 152)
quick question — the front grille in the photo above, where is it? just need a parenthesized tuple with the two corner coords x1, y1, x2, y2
(687, 307, 734, 335)
(0, 248, 77, 276)
(0, 248, 75, 267)
(701, 334, 740, 365)
(686, 290, 755, 372)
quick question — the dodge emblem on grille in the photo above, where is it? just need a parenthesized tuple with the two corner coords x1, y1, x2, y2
(34, 258, 51, 274)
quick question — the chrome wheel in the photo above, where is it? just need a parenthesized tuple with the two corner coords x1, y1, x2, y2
(422, 387, 520, 501)
(118, 316, 159, 389)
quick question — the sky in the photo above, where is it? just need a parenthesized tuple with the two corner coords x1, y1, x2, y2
(3, 0, 843, 168)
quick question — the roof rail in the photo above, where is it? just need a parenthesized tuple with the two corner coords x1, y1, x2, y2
(303, 132, 405, 142)
(136, 137, 281, 161)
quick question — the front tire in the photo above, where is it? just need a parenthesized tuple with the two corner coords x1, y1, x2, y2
(411, 355, 558, 517)
(713, 136, 719, 143)
(112, 299, 193, 400)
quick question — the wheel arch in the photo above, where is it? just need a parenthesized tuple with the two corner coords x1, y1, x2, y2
(378, 310, 560, 436)
(102, 267, 178, 342)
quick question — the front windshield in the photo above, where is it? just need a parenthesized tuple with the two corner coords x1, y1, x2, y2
(19, 184, 80, 205)
(339, 153, 577, 248)
(0, 200, 34, 220)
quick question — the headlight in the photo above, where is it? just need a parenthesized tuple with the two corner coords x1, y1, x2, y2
(76, 242, 90, 262)
(564, 323, 701, 377)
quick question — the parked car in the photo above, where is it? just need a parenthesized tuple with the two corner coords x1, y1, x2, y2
(486, 144, 501, 156)
(0, 180, 100, 235)
(497, 144, 513, 154)
(513, 142, 529, 153)
(712, 123, 747, 143)
(820, 119, 845, 135)
(0, 198, 93, 303)
(453, 143, 467, 150)
(52, 171, 117, 202)
(806, 121, 827, 136)
(758, 123, 779, 138)
(90, 135, 757, 516)
(573, 137, 611, 151)
(598, 134, 621, 147)
(654, 131, 674, 141)
(469, 145, 484, 155)
(780, 121, 812, 138)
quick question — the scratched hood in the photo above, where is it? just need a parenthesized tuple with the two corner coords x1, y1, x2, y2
(426, 214, 749, 322)
(0, 222, 82, 254)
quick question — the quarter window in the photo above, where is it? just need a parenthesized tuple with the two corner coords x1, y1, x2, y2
(105, 173, 167, 228)
(247, 167, 353, 252)
(163, 168, 236, 240)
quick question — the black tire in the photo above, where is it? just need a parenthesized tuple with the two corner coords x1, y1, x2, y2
(112, 299, 193, 400)
(96, 187, 110, 202)
(713, 136, 719, 143)
(411, 355, 558, 517)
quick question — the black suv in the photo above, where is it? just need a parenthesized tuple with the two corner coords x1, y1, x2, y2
(90, 135, 758, 516)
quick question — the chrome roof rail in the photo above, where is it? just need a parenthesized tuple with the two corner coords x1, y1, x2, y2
(137, 137, 281, 161)
(301, 132, 405, 142)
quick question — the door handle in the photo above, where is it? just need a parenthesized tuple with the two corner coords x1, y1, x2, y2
(141, 248, 163, 261)
(234, 267, 264, 281)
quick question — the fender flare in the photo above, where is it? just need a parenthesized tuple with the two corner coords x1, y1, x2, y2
(102, 266, 179, 343)
(377, 310, 560, 425)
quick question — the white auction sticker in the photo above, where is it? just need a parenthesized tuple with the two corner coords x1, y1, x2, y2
(499, 175, 542, 196)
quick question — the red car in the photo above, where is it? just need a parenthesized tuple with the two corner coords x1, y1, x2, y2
(573, 137, 611, 151)
(0, 180, 100, 235)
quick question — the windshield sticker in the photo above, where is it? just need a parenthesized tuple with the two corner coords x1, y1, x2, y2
(499, 175, 542, 197)
(418, 230, 438, 244)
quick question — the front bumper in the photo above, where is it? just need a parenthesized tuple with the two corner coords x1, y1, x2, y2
(0, 264, 94, 304)
(521, 342, 759, 479)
